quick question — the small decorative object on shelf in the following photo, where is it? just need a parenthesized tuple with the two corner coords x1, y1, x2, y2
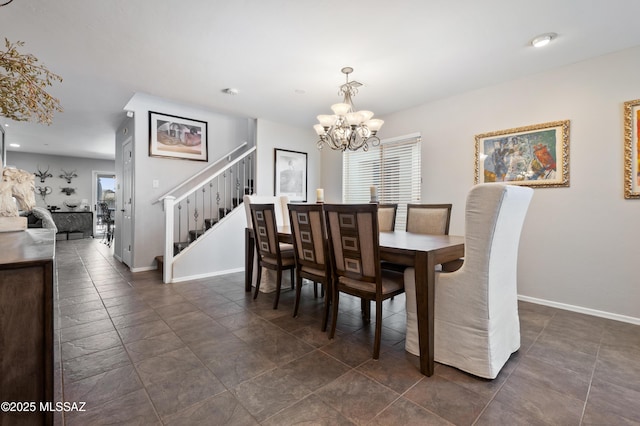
(59, 169, 77, 184)
(63, 199, 80, 210)
(316, 188, 324, 203)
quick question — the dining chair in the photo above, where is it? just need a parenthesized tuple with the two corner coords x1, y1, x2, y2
(324, 203, 405, 359)
(406, 203, 452, 234)
(244, 194, 291, 293)
(249, 203, 296, 310)
(406, 203, 461, 273)
(404, 184, 533, 378)
(377, 203, 398, 232)
(288, 203, 331, 331)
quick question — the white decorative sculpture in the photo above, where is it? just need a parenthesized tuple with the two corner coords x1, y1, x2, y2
(0, 158, 36, 231)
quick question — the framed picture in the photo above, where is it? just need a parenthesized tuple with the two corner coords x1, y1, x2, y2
(274, 148, 307, 202)
(149, 111, 208, 162)
(475, 120, 570, 188)
(624, 99, 640, 199)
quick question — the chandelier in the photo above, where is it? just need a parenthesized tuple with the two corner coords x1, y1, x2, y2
(314, 67, 383, 152)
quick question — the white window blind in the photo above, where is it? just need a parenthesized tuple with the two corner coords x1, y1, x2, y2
(342, 134, 421, 230)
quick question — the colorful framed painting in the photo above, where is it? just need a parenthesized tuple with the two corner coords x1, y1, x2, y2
(623, 99, 640, 199)
(274, 148, 307, 202)
(149, 111, 208, 162)
(475, 120, 570, 188)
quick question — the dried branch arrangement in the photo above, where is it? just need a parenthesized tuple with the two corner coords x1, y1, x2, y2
(0, 38, 63, 124)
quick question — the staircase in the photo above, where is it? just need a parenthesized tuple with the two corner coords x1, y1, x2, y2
(156, 144, 256, 283)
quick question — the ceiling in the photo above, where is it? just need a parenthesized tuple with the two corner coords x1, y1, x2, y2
(2, 0, 640, 161)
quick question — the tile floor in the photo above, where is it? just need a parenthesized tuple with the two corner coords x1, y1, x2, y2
(50, 239, 640, 425)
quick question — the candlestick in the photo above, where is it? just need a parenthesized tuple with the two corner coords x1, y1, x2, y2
(370, 185, 378, 203)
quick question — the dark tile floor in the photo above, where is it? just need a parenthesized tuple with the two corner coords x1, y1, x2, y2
(51, 239, 640, 425)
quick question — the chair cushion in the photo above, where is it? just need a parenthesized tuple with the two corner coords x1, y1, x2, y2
(339, 269, 404, 295)
(301, 265, 327, 277)
(261, 246, 295, 266)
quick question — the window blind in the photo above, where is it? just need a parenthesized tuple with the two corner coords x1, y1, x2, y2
(342, 134, 421, 230)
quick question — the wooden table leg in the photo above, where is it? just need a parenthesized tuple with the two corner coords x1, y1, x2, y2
(245, 228, 254, 292)
(414, 251, 435, 376)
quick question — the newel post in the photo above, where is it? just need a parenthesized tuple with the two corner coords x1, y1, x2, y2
(163, 196, 176, 283)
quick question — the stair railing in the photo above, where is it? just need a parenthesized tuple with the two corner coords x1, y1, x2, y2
(162, 145, 256, 283)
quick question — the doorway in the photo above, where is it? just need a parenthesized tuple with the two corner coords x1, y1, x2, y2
(92, 171, 116, 239)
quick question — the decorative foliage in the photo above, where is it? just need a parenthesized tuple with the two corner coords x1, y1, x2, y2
(0, 38, 63, 124)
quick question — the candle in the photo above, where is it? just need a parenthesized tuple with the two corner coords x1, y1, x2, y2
(316, 188, 324, 203)
(370, 185, 377, 199)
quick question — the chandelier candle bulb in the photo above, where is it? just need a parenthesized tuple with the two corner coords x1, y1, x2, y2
(316, 188, 324, 203)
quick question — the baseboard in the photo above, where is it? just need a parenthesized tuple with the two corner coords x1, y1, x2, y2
(518, 295, 640, 326)
(171, 267, 244, 283)
(130, 266, 158, 273)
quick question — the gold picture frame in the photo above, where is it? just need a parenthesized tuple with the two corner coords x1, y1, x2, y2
(623, 99, 640, 199)
(475, 120, 570, 188)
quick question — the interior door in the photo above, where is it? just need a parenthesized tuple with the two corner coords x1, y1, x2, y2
(121, 139, 133, 266)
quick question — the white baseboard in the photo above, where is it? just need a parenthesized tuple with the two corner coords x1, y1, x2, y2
(171, 267, 245, 283)
(518, 295, 640, 326)
(130, 266, 157, 273)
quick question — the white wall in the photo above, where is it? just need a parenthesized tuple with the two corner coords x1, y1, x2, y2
(172, 206, 246, 280)
(7, 151, 115, 211)
(255, 119, 319, 206)
(123, 93, 253, 270)
(321, 46, 640, 322)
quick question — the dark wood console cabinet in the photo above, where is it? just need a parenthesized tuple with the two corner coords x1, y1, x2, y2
(0, 229, 55, 425)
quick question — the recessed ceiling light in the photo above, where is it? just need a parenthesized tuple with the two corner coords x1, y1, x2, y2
(531, 32, 557, 48)
(294, 89, 306, 95)
(221, 88, 239, 95)
(9, 143, 20, 147)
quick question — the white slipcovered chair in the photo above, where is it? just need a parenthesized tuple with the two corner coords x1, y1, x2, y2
(404, 183, 533, 379)
(244, 194, 291, 293)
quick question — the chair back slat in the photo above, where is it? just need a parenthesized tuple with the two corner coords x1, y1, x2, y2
(288, 203, 327, 269)
(250, 203, 280, 260)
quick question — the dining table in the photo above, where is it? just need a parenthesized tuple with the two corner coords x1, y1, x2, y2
(244, 227, 465, 377)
